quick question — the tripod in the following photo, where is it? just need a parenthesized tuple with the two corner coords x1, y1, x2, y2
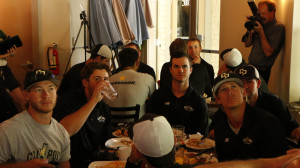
(63, 10, 95, 76)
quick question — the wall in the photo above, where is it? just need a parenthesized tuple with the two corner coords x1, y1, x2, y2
(220, 0, 294, 103)
(31, 0, 71, 81)
(0, 0, 33, 87)
(290, 0, 300, 102)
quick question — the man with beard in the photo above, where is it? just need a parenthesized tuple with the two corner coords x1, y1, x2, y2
(212, 72, 287, 161)
(234, 65, 300, 139)
(0, 69, 71, 168)
(147, 51, 208, 135)
(54, 62, 112, 168)
(244, 0, 285, 83)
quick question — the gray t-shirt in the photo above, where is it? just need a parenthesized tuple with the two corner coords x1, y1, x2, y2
(106, 69, 155, 118)
(0, 111, 70, 163)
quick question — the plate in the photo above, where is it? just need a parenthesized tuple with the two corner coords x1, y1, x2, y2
(88, 161, 126, 168)
(185, 138, 215, 150)
(112, 130, 128, 138)
(105, 137, 132, 149)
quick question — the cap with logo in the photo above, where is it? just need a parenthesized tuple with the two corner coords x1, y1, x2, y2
(91, 44, 112, 59)
(24, 69, 58, 90)
(213, 72, 243, 94)
(234, 65, 260, 80)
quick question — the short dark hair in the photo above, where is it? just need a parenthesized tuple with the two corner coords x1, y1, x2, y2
(119, 48, 139, 67)
(80, 62, 110, 80)
(188, 37, 201, 47)
(125, 42, 140, 52)
(258, 0, 276, 14)
(169, 38, 187, 58)
(170, 51, 192, 67)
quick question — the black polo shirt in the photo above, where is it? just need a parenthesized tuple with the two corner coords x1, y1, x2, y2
(146, 86, 208, 135)
(215, 104, 287, 161)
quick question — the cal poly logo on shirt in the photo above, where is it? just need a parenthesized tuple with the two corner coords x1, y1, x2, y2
(119, 76, 126, 81)
(242, 137, 253, 145)
(184, 105, 194, 112)
(97, 115, 106, 122)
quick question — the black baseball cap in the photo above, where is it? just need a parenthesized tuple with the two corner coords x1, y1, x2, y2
(234, 65, 260, 80)
(24, 69, 58, 90)
(213, 72, 243, 94)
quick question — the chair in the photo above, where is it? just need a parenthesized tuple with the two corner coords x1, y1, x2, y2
(109, 104, 140, 129)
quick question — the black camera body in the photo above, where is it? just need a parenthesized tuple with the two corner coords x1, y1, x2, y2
(242, 0, 263, 42)
(244, 0, 263, 31)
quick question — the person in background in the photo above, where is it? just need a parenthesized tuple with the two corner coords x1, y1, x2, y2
(58, 43, 112, 95)
(0, 29, 26, 112)
(159, 38, 187, 89)
(0, 69, 70, 168)
(53, 62, 112, 168)
(147, 51, 208, 135)
(107, 48, 155, 124)
(212, 72, 287, 161)
(244, 0, 285, 83)
(234, 65, 300, 139)
(187, 37, 214, 88)
(114, 42, 156, 80)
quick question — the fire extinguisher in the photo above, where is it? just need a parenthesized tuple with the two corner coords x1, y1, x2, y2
(47, 43, 59, 75)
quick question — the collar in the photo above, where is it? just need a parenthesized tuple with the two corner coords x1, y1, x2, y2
(168, 85, 193, 98)
(263, 18, 277, 29)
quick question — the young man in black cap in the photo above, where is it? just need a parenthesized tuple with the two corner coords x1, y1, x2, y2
(212, 72, 287, 161)
(0, 69, 70, 168)
(234, 65, 300, 140)
(58, 43, 112, 94)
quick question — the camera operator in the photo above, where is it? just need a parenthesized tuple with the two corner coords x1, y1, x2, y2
(244, 0, 285, 84)
(0, 29, 25, 112)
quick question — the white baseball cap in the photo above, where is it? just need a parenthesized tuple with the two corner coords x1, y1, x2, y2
(132, 116, 174, 157)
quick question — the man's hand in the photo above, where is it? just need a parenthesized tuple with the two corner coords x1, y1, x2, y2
(0, 45, 16, 59)
(90, 80, 109, 104)
(192, 55, 201, 64)
(253, 21, 264, 34)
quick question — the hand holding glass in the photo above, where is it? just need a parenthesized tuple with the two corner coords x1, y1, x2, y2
(101, 81, 118, 100)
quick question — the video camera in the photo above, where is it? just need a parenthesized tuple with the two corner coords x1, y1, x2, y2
(244, 0, 263, 31)
(0, 35, 22, 55)
(242, 0, 263, 42)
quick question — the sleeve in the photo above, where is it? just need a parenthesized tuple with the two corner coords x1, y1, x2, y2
(146, 75, 156, 97)
(194, 97, 209, 135)
(209, 108, 223, 131)
(146, 90, 162, 115)
(275, 98, 299, 136)
(268, 24, 285, 52)
(259, 115, 287, 158)
(0, 126, 11, 163)
(103, 104, 112, 145)
(59, 129, 71, 162)
(148, 67, 156, 82)
(207, 64, 215, 86)
(159, 63, 172, 89)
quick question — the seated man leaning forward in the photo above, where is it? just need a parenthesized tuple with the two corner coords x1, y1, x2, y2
(0, 69, 70, 168)
(212, 72, 287, 161)
(53, 62, 112, 168)
(147, 51, 208, 135)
